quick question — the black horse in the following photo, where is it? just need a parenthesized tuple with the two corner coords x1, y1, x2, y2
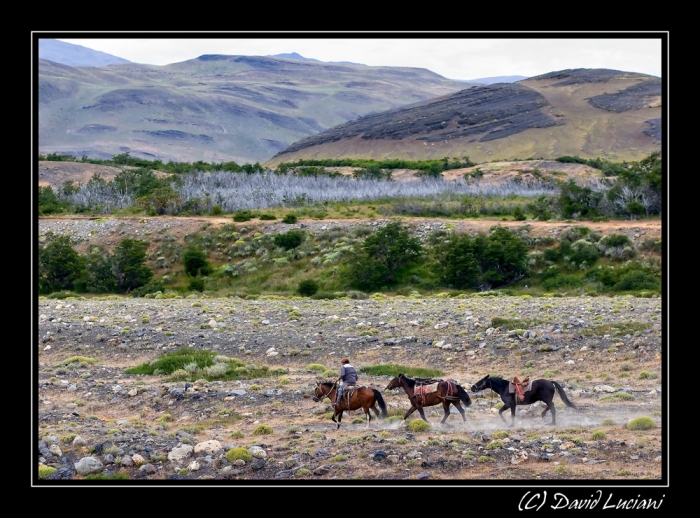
(470, 375, 576, 426)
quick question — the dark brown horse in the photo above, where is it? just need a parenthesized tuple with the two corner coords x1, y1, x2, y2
(312, 381, 387, 430)
(470, 375, 577, 426)
(385, 373, 472, 424)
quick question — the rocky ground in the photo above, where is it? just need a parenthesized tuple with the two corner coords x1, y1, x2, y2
(36, 293, 664, 483)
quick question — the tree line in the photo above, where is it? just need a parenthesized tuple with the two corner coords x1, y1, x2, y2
(38, 220, 661, 299)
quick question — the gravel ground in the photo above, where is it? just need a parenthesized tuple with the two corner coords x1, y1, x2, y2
(36, 294, 665, 483)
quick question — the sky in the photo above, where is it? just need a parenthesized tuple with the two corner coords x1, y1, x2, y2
(54, 33, 664, 80)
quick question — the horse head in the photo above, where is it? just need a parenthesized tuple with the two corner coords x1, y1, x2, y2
(312, 381, 325, 402)
(384, 374, 402, 391)
(312, 381, 334, 402)
(471, 374, 490, 392)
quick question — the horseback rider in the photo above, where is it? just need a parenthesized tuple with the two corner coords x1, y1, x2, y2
(334, 357, 358, 408)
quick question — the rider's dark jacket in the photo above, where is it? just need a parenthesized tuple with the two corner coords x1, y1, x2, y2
(339, 363, 358, 384)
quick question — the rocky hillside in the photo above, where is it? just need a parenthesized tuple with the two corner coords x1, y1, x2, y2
(38, 56, 473, 165)
(268, 69, 661, 166)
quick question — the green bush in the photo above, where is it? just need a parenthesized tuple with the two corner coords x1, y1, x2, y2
(282, 214, 298, 224)
(188, 276, 205, 292)
(274, 230, 304, 250)
(638, 370, 658, 379)
(347, 221, 423, 291)
(252, 424, 273, 435)
(512, 205, 526, 221)
(297, 279, 319, 296)
(591, 430, 606, 441)
(39, 466, 57, 479)
(183, 246, 212, 277)
(226, 447, 253, 462)
(407, 419, 431, 432)
(259, 214, 277, 220)
(306, 364, 326, 372)
(233, 210, 253, 222)
(627, 416, 656, 430)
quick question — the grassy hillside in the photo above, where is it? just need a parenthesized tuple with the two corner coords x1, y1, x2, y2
(38, 57, 472, 164)
(267, 69, 662, 166)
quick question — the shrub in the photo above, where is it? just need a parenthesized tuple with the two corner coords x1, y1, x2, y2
(226, 447, 252, 462)
(627, 416, 656, 430)
(39, 466, 57, 479)
(477, 456, 496, 463)
(259, 214, 277, 220)
(297, 279, 319, 296)
(306, 364, 326, 372)
(282, 214, 298, 224)
(188, 276, 205, 292)
(600, 392, 635, 402)
(274, 230, 304, 250)
(233, 211, 253, 222)
(229, 430, 245, 439)
(638, 370, 658, 379)
(407, 419, 431, 432)
(591, 430, 606, 440)
(183, 246, 212, 277)
(252, 424, 273, 435)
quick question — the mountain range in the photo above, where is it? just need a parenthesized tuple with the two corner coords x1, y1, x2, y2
(37, 40, 662, 166)
(38, 42, 477, 164)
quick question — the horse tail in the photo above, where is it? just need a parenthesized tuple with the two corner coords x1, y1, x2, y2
(552, 381, 577, 409)
(457, 384, 472, 407)
(372, 389, 388, 418)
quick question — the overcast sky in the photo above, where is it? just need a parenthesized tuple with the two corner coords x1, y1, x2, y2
(54, 34, 664, 80)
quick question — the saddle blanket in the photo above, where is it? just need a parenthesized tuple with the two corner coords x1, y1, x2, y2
(508, 380, 533, 394)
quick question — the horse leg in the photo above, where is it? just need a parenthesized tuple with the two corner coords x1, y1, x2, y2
(441, 400, 451, 424)
(454, 402, 467, 423)
(498, 403, 511, 424)
(510, 405, 516, 427)
(364, 405, 371, 429)
(546, 401, 557, 425)
(371, 403, 380, 418)
(336, 411, 343, 430)
(417, 405, 429, 423)
(404, 405, 418, 420)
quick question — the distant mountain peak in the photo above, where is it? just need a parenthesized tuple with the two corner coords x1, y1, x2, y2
(39, 39, 131, 67)
(271, 52, 366, 66)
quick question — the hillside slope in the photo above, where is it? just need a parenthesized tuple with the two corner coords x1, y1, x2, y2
(38, 56, 474, 165)
(267, 69, 662, 166)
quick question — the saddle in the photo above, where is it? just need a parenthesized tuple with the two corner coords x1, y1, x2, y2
(414, 379, 459, 403)
(338, 384, 359, 405)
(509, 377, 531, 402)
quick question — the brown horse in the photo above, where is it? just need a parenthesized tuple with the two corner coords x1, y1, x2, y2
(312, 381, 388, 430)
(385, 373, 472, 424)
